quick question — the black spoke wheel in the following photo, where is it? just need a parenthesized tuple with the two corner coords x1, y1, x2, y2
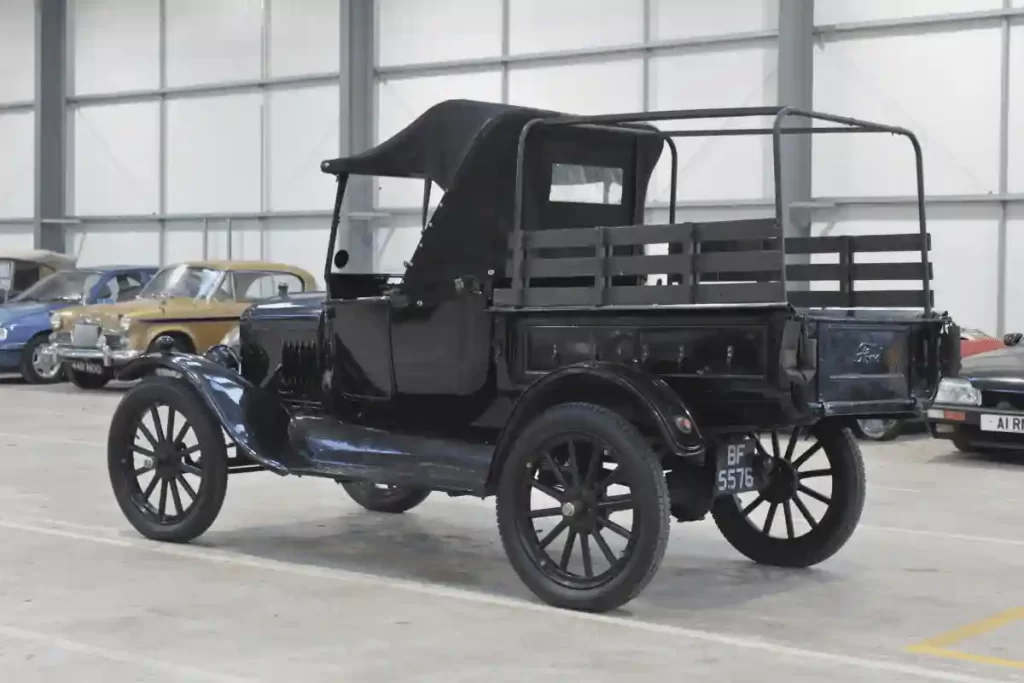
(108, 376, 228, 543)
(496, 402, 670, 613)
(711, 420, 865, 568)
(340, 481, 431, 513)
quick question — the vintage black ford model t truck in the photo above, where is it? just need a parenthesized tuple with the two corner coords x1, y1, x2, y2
(106, 100, 958, 613)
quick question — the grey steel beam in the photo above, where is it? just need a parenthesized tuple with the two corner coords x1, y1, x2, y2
(0, 101, 34, 113)
(777, 0, 814, 243)
(34, 0, 67, 253)
(340, 0, 376, 271)
(996, 0, 1012, 335)
(157, 0, 167, 265)
(66, 72, 341, 107)
(376, 29, 779, 80)
(815, 6, 1024, 41)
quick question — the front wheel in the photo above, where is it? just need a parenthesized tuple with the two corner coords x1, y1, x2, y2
(496, 402, 671, 613)
(340, 481, 431, 513)
(108, 376, 228, 543)
(711, 420, 865, 568)
(19, 335, 63, 384)
(66, 364, 111, 389)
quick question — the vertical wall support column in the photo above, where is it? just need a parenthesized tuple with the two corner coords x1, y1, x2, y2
(996, 0, 1011, 335)
(34, 0, 68, 253)
(339, 0, 376, 272)
(776, 0, 814, 242)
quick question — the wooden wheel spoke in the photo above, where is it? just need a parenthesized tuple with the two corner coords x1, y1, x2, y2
(792, 441, 822, 469)
(529, 506, 562, 519)
(173, 422, 190, 447)
(183, 444, 202, 455)
(597, 515, 631, 540)
(165, 408, 176, 448)
(132, 444, 155, 457)
(170, 478, 184, 517)
(541, 451, 568, 490)
(771, 430, 781, 459)
(741, 494, 765, 516)
(142, 473, 160, 499)
(559, 529, 577, 571)
(137, 422, 161, 449)
(799, 468, 832, 479)
(798, 484, 831, 505)
(181, 463, 202, 478)
(149, 406, 166, 443)
(784, 427, 800, 461)
(596, 493, 633, 514)
(762, 502, 778, 534)
(176, 474, 196, 501)
(566, 441, 579, 488)
(538, 519, 568, 549)
(591, 528, 617, 564)
(530, 479, 564, 502)
(600, 465, 625, 490)
(157, 479, 169, 521)
(580, 534, 594, 577)
(583, 449, 602, 488)
(134, 461, 154, 475)
(792, 494, 818, 529)
(783, 501, 795, 539)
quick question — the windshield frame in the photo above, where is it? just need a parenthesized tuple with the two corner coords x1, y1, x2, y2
(137, 264, 226, 301)
(11, 269, 103, 304)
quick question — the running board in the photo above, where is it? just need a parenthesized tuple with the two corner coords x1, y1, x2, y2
(286, 415, 494, 495)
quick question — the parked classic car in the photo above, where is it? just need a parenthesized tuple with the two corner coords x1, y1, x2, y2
(45, 260, 317, 390)
(0, 249, 77, 303)
(850, 326, 1002, 441)
(103, 100, 955, 613)
(928, 338, 1024, 453)
(0, 265, 157, 383)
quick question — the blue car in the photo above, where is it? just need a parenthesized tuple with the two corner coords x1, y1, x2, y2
(0, 266, 158, 383)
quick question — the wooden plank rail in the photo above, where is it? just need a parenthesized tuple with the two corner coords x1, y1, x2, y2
(494, 218, 934, 309)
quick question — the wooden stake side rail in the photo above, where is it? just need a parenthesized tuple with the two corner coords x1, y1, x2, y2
(493, 218, 934, 309)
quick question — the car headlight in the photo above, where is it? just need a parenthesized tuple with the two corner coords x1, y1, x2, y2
(119, 315, 133, 333)
(219, 327, 240, 348)
(934, 377, 981, 406)
(49, 312, 62, 330)
(0, 327, 7, 342)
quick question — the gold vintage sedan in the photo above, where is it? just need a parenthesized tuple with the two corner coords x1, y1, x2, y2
(45, 260, 318, 389)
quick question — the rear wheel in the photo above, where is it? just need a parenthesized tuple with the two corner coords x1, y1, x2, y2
(851, 417, 902, 442)
(108, 377, 228, 543)
(340, 481, 431, 513)
(711, 420, 865, 568)
(19, 335, 62, 384)
(496, 402, 670, 613)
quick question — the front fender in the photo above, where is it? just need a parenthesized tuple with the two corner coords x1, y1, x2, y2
(120, 353, 293, 475)
(487, 362, 703, 489)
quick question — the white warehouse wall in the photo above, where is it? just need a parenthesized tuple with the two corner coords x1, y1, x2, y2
(0, 0, 37, 251)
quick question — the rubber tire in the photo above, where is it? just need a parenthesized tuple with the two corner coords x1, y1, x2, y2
(108, 376, 228, 543)
(495, 402, 671, 613)
(147, 334, 192, 354)
(340, 481, 431, 513)
(19, 334, 63, 384)
(67, 365, 111, 389)
(711, 421, 865, 568)
(851, 418, 903, 442)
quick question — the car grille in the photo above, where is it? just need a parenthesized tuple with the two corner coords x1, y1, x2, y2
(70, 323, 101, 347)
(980, 390, 1024, 411)
(53, 331, 71, 344)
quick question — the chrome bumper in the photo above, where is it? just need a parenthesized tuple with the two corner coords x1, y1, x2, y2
(42, 342, 141, 368)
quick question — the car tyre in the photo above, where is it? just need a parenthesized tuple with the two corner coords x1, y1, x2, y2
(495, 402, 670, 613)
(340, 481, 431, 513)
(108, 376, 228, 543)
(711, 420, 865, 568)
(19, 334, 63, 384)
(66, 364, 111, 389)
(851, 418, 903, 442)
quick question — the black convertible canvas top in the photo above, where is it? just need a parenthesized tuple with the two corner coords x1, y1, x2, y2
(320, 99, 561, 189)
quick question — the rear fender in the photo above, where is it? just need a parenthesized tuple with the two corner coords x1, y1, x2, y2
(485, 361, 703, 491)
(119, 353, 293, 474)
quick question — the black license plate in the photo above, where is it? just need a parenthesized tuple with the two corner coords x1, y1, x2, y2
(71, 360, 105, 375)
(714, 438, 760, 495)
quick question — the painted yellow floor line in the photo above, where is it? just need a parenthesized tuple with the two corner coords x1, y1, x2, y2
(907, 608, 1024, 670)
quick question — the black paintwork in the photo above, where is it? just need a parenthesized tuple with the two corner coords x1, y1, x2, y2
(121, 99, 955, 500)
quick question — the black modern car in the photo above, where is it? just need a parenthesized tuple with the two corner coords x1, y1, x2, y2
(928, 338, 1024, 453)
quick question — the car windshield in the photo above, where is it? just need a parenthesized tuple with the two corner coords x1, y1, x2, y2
(12, 270, 101, 303)
(138, 265, 222, 299)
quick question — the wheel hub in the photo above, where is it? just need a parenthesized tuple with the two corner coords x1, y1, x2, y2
(561, 501, 579, 517)
(763, 458, 799, 504)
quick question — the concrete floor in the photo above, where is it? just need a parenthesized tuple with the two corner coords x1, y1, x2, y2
(0, 380, 1023, 682)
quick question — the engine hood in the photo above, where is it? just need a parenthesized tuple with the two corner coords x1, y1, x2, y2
(0, 301, 63, 326)
(959, 345, 1024, 389)
(54, 297, 200, 331)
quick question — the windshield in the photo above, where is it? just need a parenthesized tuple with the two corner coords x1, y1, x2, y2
(13, 270, 102, 303)
(138, 264, 222, 300)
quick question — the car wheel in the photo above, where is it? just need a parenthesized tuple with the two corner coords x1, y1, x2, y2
(19, 335, 63, 384)
(711, 420, 865, 568)
(66, 364, 111, 389)
(851, 418, 903, 442)
(107, 376, 228, 543)
(495, 402, 671, 613)
(340, 481, 431, 513)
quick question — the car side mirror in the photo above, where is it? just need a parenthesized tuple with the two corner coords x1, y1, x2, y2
(1004, 332, 1022, 347)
